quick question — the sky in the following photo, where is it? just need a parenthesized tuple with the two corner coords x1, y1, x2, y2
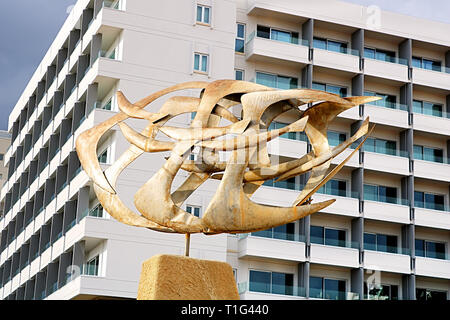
(0, 0, 449, 131)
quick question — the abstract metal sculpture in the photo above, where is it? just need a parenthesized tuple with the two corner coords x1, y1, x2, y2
(76, 80, 378, 255)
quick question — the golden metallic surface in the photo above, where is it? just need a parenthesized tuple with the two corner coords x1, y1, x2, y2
(76, 80, 379, 236)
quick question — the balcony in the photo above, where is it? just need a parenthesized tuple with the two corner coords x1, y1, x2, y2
(245, 31, 310, 65)
(414, 205, 450, 230)
(238, 232, 306, 262)
(414, 159, 450, 183)
(364, 151, 409, 175)
(313, 47, 360, 73)
(364, 103, 409, 128)
(412, 66, 450, 91)
(415, 256, 450, 279)
(310, 241, 359, 268)
(364, 249, 410, 274)
(312, 189, 360, 217)
(364, 57, 409, 82)
(238, 281, 306, 300)
(413, 112, 450, 136)
(364, 199, 410, 224)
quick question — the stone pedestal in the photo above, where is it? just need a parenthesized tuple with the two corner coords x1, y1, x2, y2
(137, 254, 240, 300)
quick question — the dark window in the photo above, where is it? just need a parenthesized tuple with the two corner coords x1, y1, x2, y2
(312, 82, 347, 97)
(249, 270, 294, 295)
(364, 233, 397, 253)
(235, 23, 245, 53)
(416, 288, 447, 301)
(364, 283, 399, 300)
(328, 131, 346, 147)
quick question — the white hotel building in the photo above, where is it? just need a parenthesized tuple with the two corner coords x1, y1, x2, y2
(0, 0, 449, 300)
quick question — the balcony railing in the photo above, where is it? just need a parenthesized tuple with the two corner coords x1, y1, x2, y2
(239, 230, 305, 242)
(309, 288, 360, 300)
(413, 64, 450, 74)
(364, 55, 408, 66)
(364, 195, 409, 206)
(311, 236, 360, 249)
(238, 281, 306, 298)
(314, 45, 360, 57)
(414, 201, 450, 213)
(103, 0, 121, 10)
(365, 100, 408, 112)
(364, 245, 411, 255)
(246, 30, 310, 48)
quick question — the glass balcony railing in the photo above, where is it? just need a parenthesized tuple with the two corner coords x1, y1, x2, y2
(365, 99, 408, 111)
(363, 194, 409, 206)
(246, 30, 310, 48)
(364, 55, 408, 66)
(314, 44, 360, 57)
(363, 147, 409, 158)
(65, 217, 77, 232)
(309, 288, 360, 300)
(317, 186, 360, 199)
(415, 249, 448, 260)
(238, 281, 306, 297)
(310, 236, 360, 249)
(414, 201, 450, 212)
(48, 282, 58, 296)
(83, 263, 99, 276)
(103, 0, 121, 10)
(239, 230, 305, 242)
(413, 64, 450, 74)
(364, 244, 411, 255)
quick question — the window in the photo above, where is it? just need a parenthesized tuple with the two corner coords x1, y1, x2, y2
(196, 4, 211, 25)
(263, 177, 298, 191)
(327, 131, 346, 147)
(235, 23, 245, 53)
(97, 97, 112, 111)
(414, 191, 445, 211)
(84, 255, 99, 276)
(256, 72, 298, 89)
(310, 276, 346, 300)
(256, 25, 299, 44)
(249, 270, 294, 296)
(416, 288, 447, 301)
(413, 100, 443, 117)
(0, 153, 3, 161)
(363, 137, 397, 156)
(235, 69, 244, 81)
(313, 37, 348, 54)
(318, 179, 347, 197)
(415, 239, 446, 260)
(311, 226, 347, 247)
(364, 283, 398, 300)
(413, 145, 444, 163)
(364, 184, 398, 204)
(312, 82, 347, 97)
(252, 223, 295, 241)
(89, 204, 104, 218)
(193, 53, 208, 73)
(364, 47, 396, 63)
(97, 148, 108, 164)
(412, 56, 442, 72)
(364, 232, 398, 253)
(186, 205, 201, 217)
(364, 91, 398, 109)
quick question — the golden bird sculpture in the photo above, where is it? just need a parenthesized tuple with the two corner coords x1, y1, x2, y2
(75, 80, 378, 255)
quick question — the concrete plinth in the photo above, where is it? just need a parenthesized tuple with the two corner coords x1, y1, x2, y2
(137, 254, 240, 300)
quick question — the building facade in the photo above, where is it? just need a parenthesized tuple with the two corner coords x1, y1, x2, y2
(0, 131, 12, 218)
(0, 0, 449, 300)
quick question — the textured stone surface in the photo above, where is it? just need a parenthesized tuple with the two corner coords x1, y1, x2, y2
(137, 254, 240, 300)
